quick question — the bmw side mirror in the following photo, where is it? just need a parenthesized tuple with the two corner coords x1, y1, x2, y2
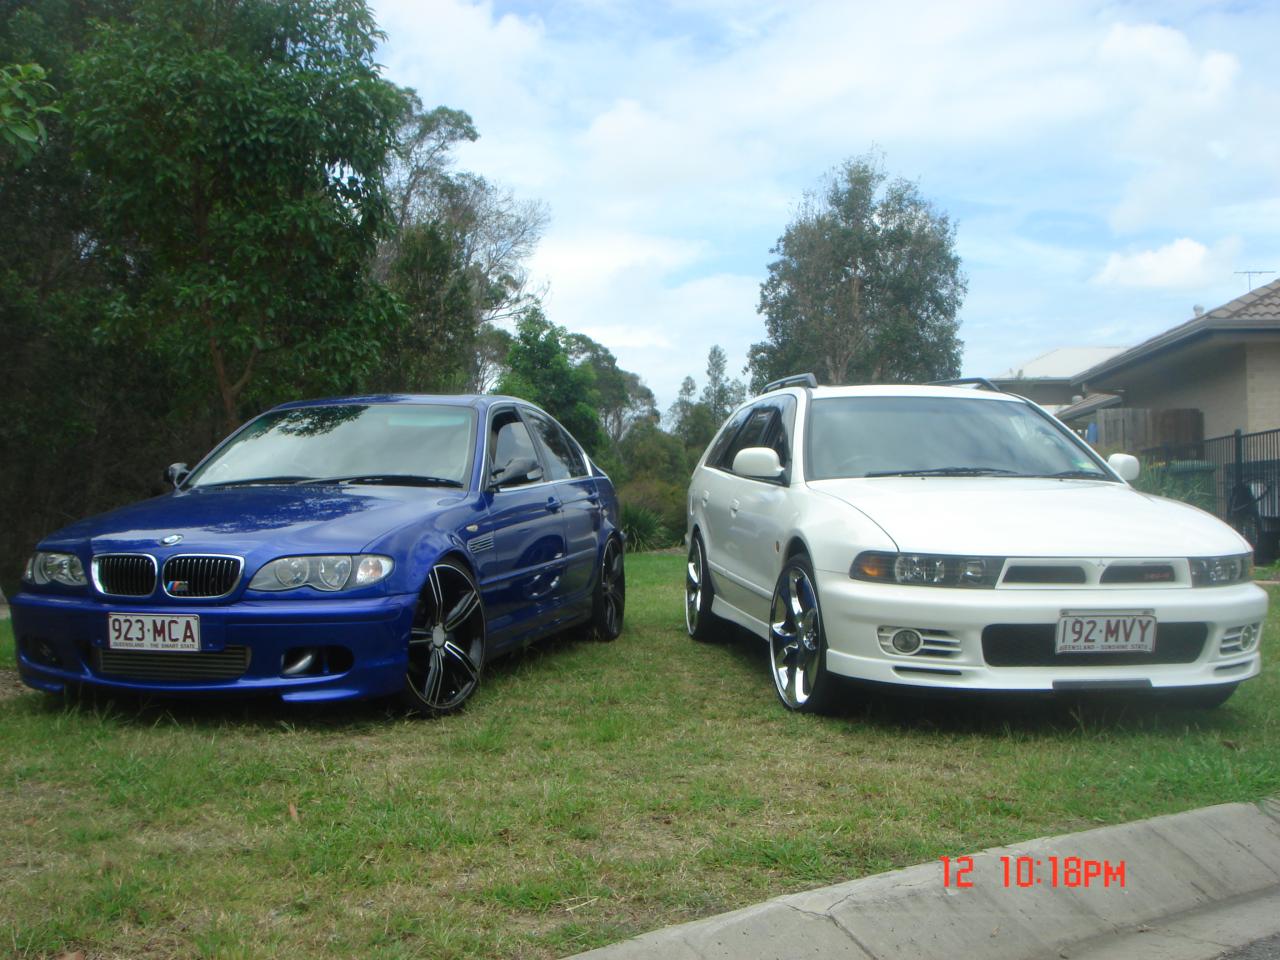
(733, 447, 784, 480)
(1108, 453, 1140, 482)
(165, 462, 190, 488)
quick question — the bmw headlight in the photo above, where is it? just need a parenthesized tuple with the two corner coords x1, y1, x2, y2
(23, 551, 89, 587)
(852, 551, 1002, 588)
(248, 555, 393, 592)
(1189, 554, 1251, 587)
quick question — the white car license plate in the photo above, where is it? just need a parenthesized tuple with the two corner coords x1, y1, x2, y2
(107, 613, 201, 652)
(1056, 612, 1155, 654)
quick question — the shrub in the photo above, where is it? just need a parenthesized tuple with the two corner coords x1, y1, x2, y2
(620, 503, 670, 553)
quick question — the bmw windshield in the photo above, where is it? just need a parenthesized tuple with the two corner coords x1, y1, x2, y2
(805, 396, 1112, 481)
(187, 404, 478, 489)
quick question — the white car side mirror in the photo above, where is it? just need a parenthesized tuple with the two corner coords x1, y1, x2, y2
(733, 447, 784, 480)
(1108, 453, 1141, 482)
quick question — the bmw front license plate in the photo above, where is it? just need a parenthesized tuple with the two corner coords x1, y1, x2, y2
(1056, 611, 1155, 654)
(107, 613, 201, 651)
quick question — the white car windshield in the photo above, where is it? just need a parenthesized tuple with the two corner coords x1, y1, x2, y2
(806, 396, 1111, 481)
(187, 404, 477, 488)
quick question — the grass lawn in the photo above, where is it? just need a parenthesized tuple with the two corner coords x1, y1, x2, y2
(2, 556, 1278, 959)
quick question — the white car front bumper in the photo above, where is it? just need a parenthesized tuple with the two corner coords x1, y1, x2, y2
(815, 573, 1267, 692)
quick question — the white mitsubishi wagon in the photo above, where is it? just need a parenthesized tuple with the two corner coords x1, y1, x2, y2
(684, 375, 1267, 713)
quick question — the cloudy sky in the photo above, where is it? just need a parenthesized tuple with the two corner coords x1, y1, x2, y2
(371, 0, 1280, 407)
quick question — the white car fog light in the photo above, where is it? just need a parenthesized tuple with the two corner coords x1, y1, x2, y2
(1240, 624, 1258, 651)
(891, 628, 924, 654)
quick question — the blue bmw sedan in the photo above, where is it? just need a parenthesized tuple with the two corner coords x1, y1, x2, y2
(12, 395, 625, 714)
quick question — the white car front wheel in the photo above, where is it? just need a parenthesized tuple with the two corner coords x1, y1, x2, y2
(768, 555, 837, 713)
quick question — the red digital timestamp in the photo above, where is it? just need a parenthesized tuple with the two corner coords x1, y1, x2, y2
(940, 855, 1126, 889)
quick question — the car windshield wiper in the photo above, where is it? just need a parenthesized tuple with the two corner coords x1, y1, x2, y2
(200, 475, 317, 487)
(864, 467, 1024, 478)
(1029, 469, 1109, 480)
(304, 474, 464, 488)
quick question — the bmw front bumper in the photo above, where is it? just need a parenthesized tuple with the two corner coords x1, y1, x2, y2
(11, 590, 418, 703)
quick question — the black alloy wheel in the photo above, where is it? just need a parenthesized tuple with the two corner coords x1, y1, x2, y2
(402, 560, 485, 715)
(591, 537, 626, 641)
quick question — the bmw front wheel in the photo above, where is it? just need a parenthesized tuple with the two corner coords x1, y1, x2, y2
(768, 555, 836, 713)
(402, 560, 485, 716)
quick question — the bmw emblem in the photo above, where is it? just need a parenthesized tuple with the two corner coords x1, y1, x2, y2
(161, 534, 184, 546)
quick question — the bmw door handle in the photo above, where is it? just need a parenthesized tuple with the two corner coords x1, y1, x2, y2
(546, 496, 562, 513)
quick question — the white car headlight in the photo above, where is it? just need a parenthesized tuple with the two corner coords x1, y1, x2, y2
(852, 551, 1002, 588)
(1189, 554, 1251, 587)
(248, 555, 393, 592)
(24, 551, 89, 587)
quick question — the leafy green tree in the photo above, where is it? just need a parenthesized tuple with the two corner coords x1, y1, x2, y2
(497, 308, 605, 454)
(70, 0, 407, 431)
(567, 333, 657, 444)
(667, 375, 718, 454)
(750, 153, 965, 391)
(699, 345, 745, 424)
(380, 98, 547, 392)
(0, 62, 57, 167)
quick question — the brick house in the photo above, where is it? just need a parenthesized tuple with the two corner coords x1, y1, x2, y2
(1058, 278, 1280, 448)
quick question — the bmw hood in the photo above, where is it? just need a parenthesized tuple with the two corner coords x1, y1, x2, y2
(808, 477, 1250, 558)
(40, 484, 466, 556)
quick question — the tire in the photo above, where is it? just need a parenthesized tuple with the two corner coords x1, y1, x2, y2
(590, 537, 626, 641)
(1162, 683, 1238, 710)
(685, 533, 721, 642)
(768, 554, 837, 713)
(400, 560, 485, 716)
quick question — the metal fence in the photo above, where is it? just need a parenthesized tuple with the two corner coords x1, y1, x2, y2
(1142, 427, 1280, 554)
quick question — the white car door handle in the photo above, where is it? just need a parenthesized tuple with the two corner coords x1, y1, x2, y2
(700, 490, 710, 507)
(730, 498, 740, 514)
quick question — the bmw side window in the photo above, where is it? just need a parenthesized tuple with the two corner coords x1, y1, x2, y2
(523, 408, 586, 481)
(489, 410, 542, 487)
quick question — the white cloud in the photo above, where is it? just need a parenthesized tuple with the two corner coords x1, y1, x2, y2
(1092, 238, 1236, 289)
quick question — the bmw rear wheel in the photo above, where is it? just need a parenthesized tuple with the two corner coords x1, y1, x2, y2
(590, 537, 626, 641)
(402, 560, 485, 716)
(768, 555, 836, 713)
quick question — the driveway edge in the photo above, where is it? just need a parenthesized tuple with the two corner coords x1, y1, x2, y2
(568, 799, 1280, 960)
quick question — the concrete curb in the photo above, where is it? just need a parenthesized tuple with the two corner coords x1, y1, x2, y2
(568, 799, 1280, 960)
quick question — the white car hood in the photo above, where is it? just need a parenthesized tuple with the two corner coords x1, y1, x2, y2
(808, 477, 1248, 557)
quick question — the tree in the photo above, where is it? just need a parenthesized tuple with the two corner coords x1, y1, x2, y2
(379, 98, 548, 392)
(699, 345, 745, 424)
(749, 153, 965, 391)
(567, 333, 658, 445)
(497, 308, 605, 454)
(70, 0, 407, 431)
(0, 62, 57, 168)
(667, 375, 717, 454)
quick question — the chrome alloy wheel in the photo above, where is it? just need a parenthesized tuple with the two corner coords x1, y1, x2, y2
(406, 561, 485, 713)
(685, 539, 704, 635)
(598, 538, 625, 639)
(769, 564, 824, 709)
